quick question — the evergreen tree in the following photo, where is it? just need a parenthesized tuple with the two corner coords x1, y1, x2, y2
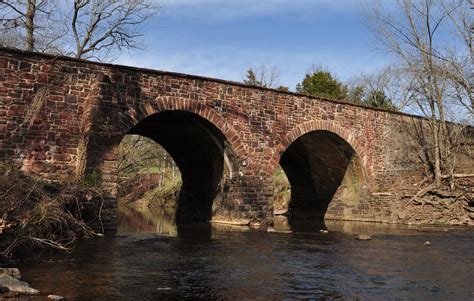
(243, 69, 263, 86)
(296, 71, 347, 100)
(364, 90, 396, 110)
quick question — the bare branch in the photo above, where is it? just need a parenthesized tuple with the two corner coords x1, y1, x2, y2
(71, 0, 157, 60)
(363, 0, 472, 188)
(0, 0, 157, 61)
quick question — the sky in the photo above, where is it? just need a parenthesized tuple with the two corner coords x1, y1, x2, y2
(117, 0, 393, 91)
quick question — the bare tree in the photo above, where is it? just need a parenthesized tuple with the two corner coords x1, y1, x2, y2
(70, 0, 156, 60)
(117, 135, 176, 177)
(348, 66, 417, 110)
(0, 0, 62, 52)
(243, 65, 280, 88)
(0, 0, 156, 60)
(440, 0, 473, 113)
(0, 29, 23, 49)
(364, 0, 472, 188)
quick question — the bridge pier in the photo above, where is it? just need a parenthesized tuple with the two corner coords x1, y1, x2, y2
(80, 131, 273, 229)
(211, 174, 275, 227)
(93, 168, 276, 230)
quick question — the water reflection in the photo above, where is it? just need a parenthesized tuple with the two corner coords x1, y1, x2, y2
(17, 207, 474, 300)
(117, 206, 177, 236)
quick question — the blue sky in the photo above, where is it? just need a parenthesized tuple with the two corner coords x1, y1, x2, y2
(117, 0, 392, 90)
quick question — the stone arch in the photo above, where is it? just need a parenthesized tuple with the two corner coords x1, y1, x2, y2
(107, 97, 249, 222)
(271, 120, 372, 221)
(273, 120, 371, 182)
(120, 97, 248, 161)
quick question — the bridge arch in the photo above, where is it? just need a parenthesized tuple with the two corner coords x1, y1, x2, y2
(125, 97, 249, 160)
(272, 121, 371, 221)
(96, 97, 249, 223)
(275, 121, 368, 174)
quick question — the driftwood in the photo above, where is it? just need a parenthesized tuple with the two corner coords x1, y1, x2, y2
(442, 174, 474, 179)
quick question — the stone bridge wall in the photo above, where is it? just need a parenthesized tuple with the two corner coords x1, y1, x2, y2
(1, 48, 472, 228)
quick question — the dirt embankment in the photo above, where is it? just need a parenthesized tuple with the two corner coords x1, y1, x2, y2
(118, 173, 180, 209)
(393, 177, 474, 226)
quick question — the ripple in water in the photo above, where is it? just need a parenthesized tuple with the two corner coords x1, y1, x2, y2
(18, 206, 474, 300)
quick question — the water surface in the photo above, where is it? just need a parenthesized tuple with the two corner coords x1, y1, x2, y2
(19, 207, 474, 300)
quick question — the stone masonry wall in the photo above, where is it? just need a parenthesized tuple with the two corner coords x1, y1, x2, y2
(1, 48, 472, 228)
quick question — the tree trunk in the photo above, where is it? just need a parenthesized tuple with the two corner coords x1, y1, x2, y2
(24, 0, 36, 51)
(433, 124, 442, 187)
(429, 100, 442, 188)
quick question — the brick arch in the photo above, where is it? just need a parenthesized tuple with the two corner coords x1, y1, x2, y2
(272, 120, 372, 182)
(121, 96, 248, 160)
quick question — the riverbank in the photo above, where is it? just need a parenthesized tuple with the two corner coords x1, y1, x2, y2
(118, 173, 180, 210)
(0, 163, 105, 260)
(387, 177, 474, 226)
(0, 162, 105, 298)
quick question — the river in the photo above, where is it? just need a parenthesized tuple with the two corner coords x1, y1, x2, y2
(18, 206, 474, 300)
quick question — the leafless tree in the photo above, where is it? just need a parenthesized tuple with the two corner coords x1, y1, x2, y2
(243, 65, 280, 88)
(440, 0, 473, 113)
(363, 0, 472, 188)
(70, 0, 156, 60)
(348, 66, 418, 110)
(0, 0, 157, 60)
(0, 29, 22, 49)
(117, 135, 176, 177)
(0, 0, 63, 52)
(117, 135, 181, 205)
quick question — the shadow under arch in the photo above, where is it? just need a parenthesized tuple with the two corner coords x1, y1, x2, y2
(278, 130, 369, 224)
(126, 110, 240, 222)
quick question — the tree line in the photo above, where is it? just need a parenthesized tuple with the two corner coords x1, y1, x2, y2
(244, 65, 398, 110)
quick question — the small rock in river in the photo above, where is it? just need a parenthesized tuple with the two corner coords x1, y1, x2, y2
(424, 241, 431, 246)
(48, 294, 65, 300)
(0, 274, 40, 295)
(357, 234, 372, 240)
(0, 268, 21, 279)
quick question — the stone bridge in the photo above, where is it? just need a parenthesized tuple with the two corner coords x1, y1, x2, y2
(1, 48, 471, 228)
